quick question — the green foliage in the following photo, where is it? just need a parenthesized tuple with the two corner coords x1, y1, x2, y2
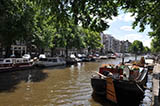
(129, 40, 144, 54)
(119, 0, 160, 38)
(144, 46, 150, 53)
(0, 0, 56, 50)
(0, 0, 120, 56)
(151, 37, 160, 53)
(0, 0, 21, 46)
(82, 28, 102, 51)
(37, 0, 119, 32)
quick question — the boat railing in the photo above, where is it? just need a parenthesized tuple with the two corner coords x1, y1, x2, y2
(136, 68, 148, 82)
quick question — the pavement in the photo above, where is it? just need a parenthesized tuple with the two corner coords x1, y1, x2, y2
(152, 63, 160, 106)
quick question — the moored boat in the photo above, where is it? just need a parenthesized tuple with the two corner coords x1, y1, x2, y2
(0, 58, 33, 72)
(91, 64, 148, 104)
(108, 54, 116, 59)
(66, 57, 77, 65)
(35, 57, 66, 67)
(99, 55, 108, 59)
(145, 58, 154, 71)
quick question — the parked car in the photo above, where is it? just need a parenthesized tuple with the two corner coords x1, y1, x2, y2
(39, 54, 46, 59)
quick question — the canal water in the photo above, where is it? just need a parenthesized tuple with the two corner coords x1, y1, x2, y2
(0, 57, 149, 106)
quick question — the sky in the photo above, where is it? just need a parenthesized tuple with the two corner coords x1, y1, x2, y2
(103, 11, 152, 48)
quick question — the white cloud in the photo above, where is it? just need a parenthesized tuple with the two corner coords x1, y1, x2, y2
(106, 13, 136, 24)
(123, 34, 143, 42)
(120, 34, 151, 47)
(123, 13, 136, 22)
(120, 26, 133, 31)
(106, 16, 118, 24)
(143, 39, 151, 48)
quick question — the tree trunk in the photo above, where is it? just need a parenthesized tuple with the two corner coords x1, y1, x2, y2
(26, 41, 32, 55)
(122, 53, 125, 65)
(65, 45, 68, 59)
(0, 45, 2, 58)
(5, 45, 11, 58)
(88, 47, 91, 55)
(51, 47, 55, 57)
(135, 53, 137, 61)
(40, 48, 44, 54)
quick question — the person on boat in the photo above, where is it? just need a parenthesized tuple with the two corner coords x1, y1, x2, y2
(140, 57, 145, 67)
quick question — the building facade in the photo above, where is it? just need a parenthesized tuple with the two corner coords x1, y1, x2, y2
(101, 33, 131, 54)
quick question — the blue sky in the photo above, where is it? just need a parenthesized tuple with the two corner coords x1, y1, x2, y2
(103, 11, 152, 48)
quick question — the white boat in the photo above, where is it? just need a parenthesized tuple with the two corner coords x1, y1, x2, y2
(0, 58, 33, 72)
(108, 54, 116, 59)
(35, 57, 66, 67)
(99, 55, 108, 59)
(145, 58, 154, 70)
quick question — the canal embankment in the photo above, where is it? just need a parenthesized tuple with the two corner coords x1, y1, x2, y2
(152, 63, 160, 106)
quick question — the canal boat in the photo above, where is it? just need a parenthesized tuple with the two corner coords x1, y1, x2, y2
(66, 56, 78, 65)
(145, 58, 154, 71)
(108, 54, 116, 59)
(99, 55, 108, 59)
(35, 57, 66, 67)
(91, 64, 148, 104)
(66, 58, 77, 65)
(0, 58, 33, 72)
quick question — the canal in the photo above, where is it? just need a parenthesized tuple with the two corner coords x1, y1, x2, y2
(0, 57, 145, 106)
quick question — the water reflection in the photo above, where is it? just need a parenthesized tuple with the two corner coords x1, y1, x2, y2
(0, 68, 48, 92)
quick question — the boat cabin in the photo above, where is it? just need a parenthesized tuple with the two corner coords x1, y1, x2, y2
(0, 58, 14, 67)
(39, 57, 65, 63)
(0, 58, 32, 71)
(36, 57, 66, 67)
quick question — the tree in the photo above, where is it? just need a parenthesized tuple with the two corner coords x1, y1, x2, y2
(144, 46, 150, 54)
(129, 40, 144, 60)
(0, 0, 26, 57)
(119, 0, 160, 38)
(41, 0, 119, 57)
(0, 0, 57, 56)
(37, 0, 119, 32)
(82, 28, 102, 54)
(151, 37, 160, 53)
(0, 0, 121, 57)
(0, 0, 39, 57)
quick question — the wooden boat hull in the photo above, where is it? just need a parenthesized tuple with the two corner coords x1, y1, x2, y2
(91, 77, 145, 95)
(91, 72, 148, 103)
(91, 76, 106, 95)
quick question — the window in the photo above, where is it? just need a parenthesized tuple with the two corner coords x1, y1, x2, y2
(5, 60, 11, 63)
(14, 47, 17, 50)
(48, 59, 52, 62)
(52, 59, 57, 62)
(39, 58, 47, 61)
(16, 60, 20, 63)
